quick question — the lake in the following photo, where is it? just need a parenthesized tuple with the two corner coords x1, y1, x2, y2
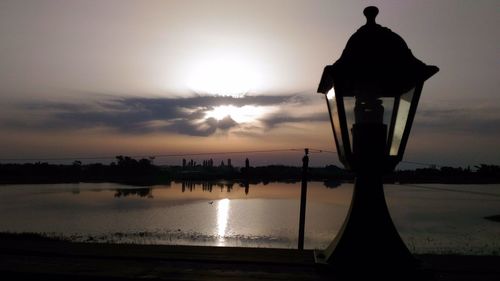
(0, 181, 498, 255)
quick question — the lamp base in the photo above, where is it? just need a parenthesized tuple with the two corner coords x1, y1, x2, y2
(316, 173, 418, 277)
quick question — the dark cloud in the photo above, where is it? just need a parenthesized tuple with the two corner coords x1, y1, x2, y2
(217, 116, 238, 130)
(4, 95, 498, 139)
(7, 95, 306, 136)
(261, 113, 329, 128)
(414, 105, 500, 135)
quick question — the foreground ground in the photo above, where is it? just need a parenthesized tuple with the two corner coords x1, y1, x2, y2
(0, 234, 499, 281)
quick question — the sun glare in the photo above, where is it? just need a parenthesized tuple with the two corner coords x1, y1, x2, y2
(326, 88, 335, 100)
(205, 105, 271, 124)
(186, 55, 262, 97)
(216, 198, 230, 245)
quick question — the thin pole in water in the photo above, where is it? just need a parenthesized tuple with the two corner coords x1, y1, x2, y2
(298, 148, 309, 250)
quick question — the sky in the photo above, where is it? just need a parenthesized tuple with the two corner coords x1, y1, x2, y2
(0, 0, 498, 168)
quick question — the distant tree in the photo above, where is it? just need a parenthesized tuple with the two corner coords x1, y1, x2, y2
(475, 164, 500, 177)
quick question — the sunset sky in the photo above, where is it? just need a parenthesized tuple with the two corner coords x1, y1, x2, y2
(0, 0, 498, 167)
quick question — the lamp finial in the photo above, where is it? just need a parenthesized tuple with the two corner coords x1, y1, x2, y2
(363, 6, 379, 25)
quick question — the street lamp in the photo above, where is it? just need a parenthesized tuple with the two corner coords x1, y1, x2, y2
(316, 6, 438, 276)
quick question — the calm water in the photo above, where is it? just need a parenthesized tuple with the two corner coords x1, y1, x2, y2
(0, 181, 498, 255)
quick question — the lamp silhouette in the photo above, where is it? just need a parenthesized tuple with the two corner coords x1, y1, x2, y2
(316, 6, 438, 276)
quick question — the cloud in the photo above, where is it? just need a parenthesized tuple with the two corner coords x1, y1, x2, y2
(217, 116, 238, 130)
(5, 94, 316, 136)
(414, 104, 500, 135)
(261, 113, 328, 128)
(4, 94, 499, 140)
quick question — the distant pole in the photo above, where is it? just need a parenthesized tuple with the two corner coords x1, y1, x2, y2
(298, 148, 309, 250)
(244, 158, 250, 195)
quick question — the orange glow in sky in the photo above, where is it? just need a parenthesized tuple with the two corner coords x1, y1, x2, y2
(0, 1, 498, 167)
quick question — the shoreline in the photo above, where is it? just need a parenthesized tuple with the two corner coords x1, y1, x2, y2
(2, 179, 500, 186)
(2, 231, 500, 256)
(0, 232, 499, 280)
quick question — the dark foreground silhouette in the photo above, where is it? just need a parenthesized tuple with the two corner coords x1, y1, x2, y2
(0, 232, 499, 281)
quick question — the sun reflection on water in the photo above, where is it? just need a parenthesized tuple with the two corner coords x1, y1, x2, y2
(216, 198, 230, 245)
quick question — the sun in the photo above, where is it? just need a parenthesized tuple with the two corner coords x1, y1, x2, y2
(186, 55, 262, 97)
(205, 105, 271, 124)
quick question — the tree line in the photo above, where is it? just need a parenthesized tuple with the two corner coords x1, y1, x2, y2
(0, 156, 499, 185)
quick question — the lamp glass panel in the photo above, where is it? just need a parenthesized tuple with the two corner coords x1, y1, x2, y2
(326, 89, 345, 159)
(343, 97, 356, 148)
(346, 97, 394, 148)
(389, 88, 416, 156)
(381, 97, 395, 128)
(380, 97, 395, 146)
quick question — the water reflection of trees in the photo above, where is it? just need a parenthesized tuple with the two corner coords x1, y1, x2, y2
(178, 180, 337, 195)
(110, 180, 345, 198)
(114, 188, 153, 198)
(323, 180, 341, 189)
(181, 181, 237, 193)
